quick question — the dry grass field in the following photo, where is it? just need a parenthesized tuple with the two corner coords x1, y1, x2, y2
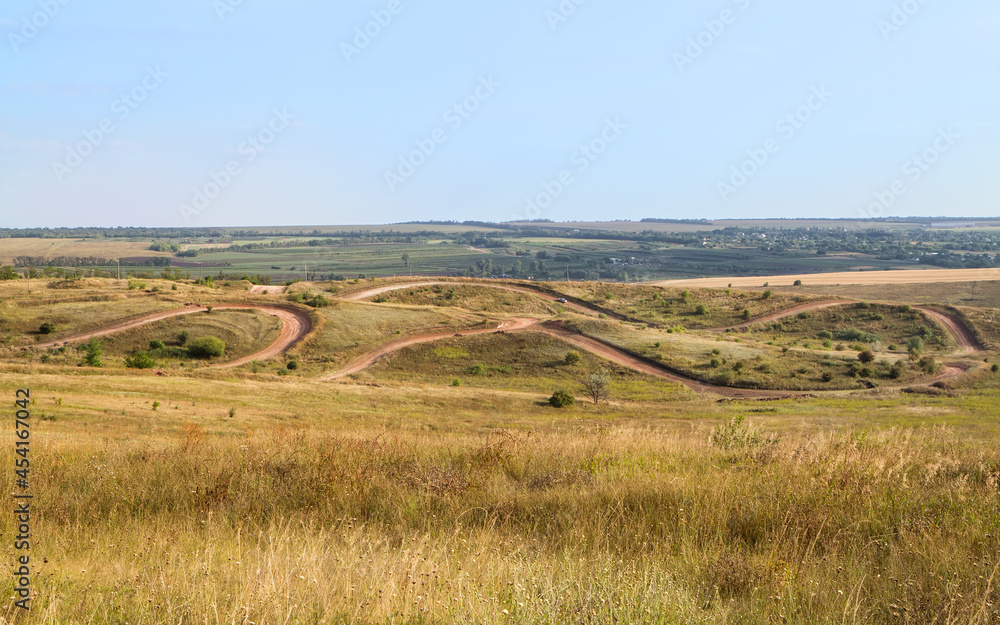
(0, 275, 999, 623)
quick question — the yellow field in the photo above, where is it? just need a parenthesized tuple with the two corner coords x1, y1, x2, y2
(654, 267, 1000, 288)
(0, 238, 172, 263)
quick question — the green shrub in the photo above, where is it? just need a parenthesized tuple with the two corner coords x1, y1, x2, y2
(548, 390, 575, 408)
(149, 340, 165, 350)
(188, 336, 226, 358)
(39, 322, 56, 335)
(451, 379, 461, 387)
(286, 361, 299, 370)
(858, 350, 876, 364)
(124, 352, 156, 369)
(177, 331, 190, 346)
(695, 304, 709, 316)
(992, 364, 999, 373)
(564, 351, 582, 365)
(817, 330, 834, 340)
(762, 290, 773, 300)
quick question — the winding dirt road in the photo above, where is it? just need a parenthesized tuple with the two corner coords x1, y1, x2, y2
(320, 317, 539, 380)
(31, 304, 313, 369)
(342, 281, 599, 316)
(328, 284, 985, 396)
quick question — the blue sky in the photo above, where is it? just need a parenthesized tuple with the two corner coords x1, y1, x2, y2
(1, 0, 997, 227)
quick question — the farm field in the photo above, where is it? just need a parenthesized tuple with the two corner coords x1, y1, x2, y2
(0, 271, 999, 623)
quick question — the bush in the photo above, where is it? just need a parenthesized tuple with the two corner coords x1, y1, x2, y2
(549, 390, 575, 408)
(39, 322, 56, 335)
(793, 279, 803, 286)
(124, 352, 156, 369)
(858, 350, 876, 364)
(451, 379, 461, 387)
(149, 340, 165, 350)
(817, 330, 834, 340)
(742, 309, 751, 321)
(992, 364, 999, 373)
(308, 294, 331, 308)
(821, 372, 834, 383)
(762, 290, 773, 300)
(188, 336, 226, 358)
(564, 351, 582, 365)
(286, 361, 298, 370)
(177, 331, 189, 346)
(695, 304, 709, 316)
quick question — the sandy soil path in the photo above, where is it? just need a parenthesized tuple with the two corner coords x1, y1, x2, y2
(320, 317, 539, 380)
(913, 306, 980, 354)
(653, 268, 1000, 289)
(341, 281, 597, 316)
(31, 304, 313, 368)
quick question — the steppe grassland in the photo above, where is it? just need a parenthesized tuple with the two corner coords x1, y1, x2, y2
(0, 277, 998, 623)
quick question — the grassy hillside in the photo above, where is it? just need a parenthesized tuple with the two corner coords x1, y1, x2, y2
(365, 331, 693, 402)
(2, 369, 1000, 623)
(547, 282, 823, 329)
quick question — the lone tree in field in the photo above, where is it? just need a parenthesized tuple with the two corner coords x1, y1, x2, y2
(401, 253, 411, 275)
(582, 370, 611, 405)
(858, 350, 876, 364)
(83, 339, 103, 367)
(188, 336, 226, 359)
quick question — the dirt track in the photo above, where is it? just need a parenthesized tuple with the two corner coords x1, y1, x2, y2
(320, 318, 539, 380)
(32, 304, 313, 369)
(342, 281, 597, 316)
(653, 268, 1000, 289)
(326, 291, 984, 397)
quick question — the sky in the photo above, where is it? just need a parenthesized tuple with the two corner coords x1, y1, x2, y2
(0, 0, 998, 228)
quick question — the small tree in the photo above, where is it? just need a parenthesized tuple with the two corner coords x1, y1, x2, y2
(188, 336, 226, 358)
(742, 309, 751, 321)
(83, 339, 103, 367)
(564, 351, 582, 365)
(582, 370, 611, 405)
(695, 304, 709, 316)
(858, 350, 876, 364)
(549, 390, 575, 408)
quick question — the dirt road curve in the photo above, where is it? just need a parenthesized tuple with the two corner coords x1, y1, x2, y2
(914, 307, 980, 354)
(535, 321, 781, 398)
(249, 285, 288, 295)
(32, 304, 313, 368)
(653, 268, 1000, 289)
(342, 281, 596, 316)
(320, 318, 539, 380)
